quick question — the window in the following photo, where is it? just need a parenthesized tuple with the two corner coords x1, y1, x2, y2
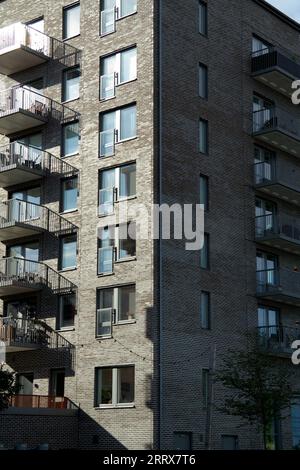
(258, 306, 280, 340)
(100, 0, 137, 36)
(200, 291, 210, 329)
(58, 294, 76, 329)
(254, 146, 275, 185)
(61, 177, 78, 212)
(8, 242, 39, 273)
(199, 1, 207, 36)
(252, 35, 271, 57)
(222, 435, 239, 450)
(199, 63, 208, 99)
(95, 365, 135, 407)
(100, 47, 137, 100)
(99, 163, 136, 215)
(200, 233, 209, 269)
(256, 251, 278, 290)
(291, 398, 300, 449)
(253, 95, 274, 133)
(62, 121, 80, 157)
(27, 18, 44, 33)
(96, 285, 135, 337)
(63, 3, 80, 39)
(202, 368, 210, 408)
(63, 67, 80, 102)
(9, 187, 41, 221)
(99, 104, 136, 156)
(173, 433, 192, 450)
(199, 119, 208, 154)
(98, 223, 136, 274)
(200, 174, 209, 211)
(60, 235, 77, 270)
(255, 197, 276, 237)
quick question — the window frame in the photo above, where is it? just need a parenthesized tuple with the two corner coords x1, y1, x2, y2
(63, 2, 81, 40)
(59, 234, 77, 271)
(61, 120, 80, 158)
(99, 104, 137, 157)
(98, 162, 136, 214)
(100, 0, 138, 37)
(100, 46, 137, 100)
(62, 66, 81, 103)
(95, 365, 135, 408)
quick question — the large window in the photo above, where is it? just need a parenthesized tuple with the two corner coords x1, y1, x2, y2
(200, 291, 210, 329)
(99, 163, 136, 215)
(62, 121, 80, 157)
(63, 3, 80, 39)
(58, 294, 76, 330)
(63, 67, 80, 102)
(199, 119, 208, 154)
(199, 1, 207, 36)
(100, 47, 137, 100)
(60, 235, 77, 270)
(100, 0, 137, 35)
(99, 104, 137, 156)
(61, 177, 78, 213)
(95, 366, 135, 407)
(98, 223, 136, 274)
(96, 285, 136, 337)
(199, 63, 208, 99)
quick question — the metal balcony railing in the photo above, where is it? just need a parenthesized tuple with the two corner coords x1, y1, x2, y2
(0, 23, 80, 67)
(0, 199, 77, 236)
(251, 47, 300, 79)
(253, 107, 300, 139)
(256, 268, 300, 296)
(0, 257, 76, 294)
(9, 394, 78, 410)
(257, 325, 300, 354)
(0, 86, 79, 124)
(255, 213, 300, 242)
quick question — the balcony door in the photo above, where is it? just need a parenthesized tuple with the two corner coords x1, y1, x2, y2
(10, 187, 41, 222)
(258, 306, 280, 340)
(254, 146, 275, 184)
(8, 242, 39, 275)
(256, 251, 278, 287)
(255, 198, 276, 236)
(50, 369, 65, 407)
(253, 95, 273, 132)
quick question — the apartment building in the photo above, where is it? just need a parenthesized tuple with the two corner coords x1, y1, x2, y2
(0, 0, 300, 451)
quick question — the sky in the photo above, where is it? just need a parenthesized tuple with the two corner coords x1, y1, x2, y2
(267, 0, 300, 22)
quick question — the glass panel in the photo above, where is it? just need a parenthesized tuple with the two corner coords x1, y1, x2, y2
(200, 175, 208, 210)
(200, 292, 209, 329)
(199, 64, 208, 99)
(63, 68, 80, 102)
(120, 47, 137, 83)
(117, 367, 134, 404)
(200, 234, 208, 269)
(101, 8, 116, 35)
(252, 36, 270, 56)
(63, 122, 79, 156)
(119, 164, 136, 198)
(98, 246, 114, 274)
(99, 188, 114, 215)
(118, 285, 135, 321)
(102, 55, 116, 76)
(199, 119, 208, 153)
(96, 308, 112, 337)
(61, 236, 77, 269)
(62, 177, 77, 212)
(59, 294, 76, 328)
(100, 73, 115, 100)
(99, 288, 114, 309)
(99, 368, 113, 405)
(292, 399, 300, 449)
(199, 1, 207, 35)
(63, 4, 80, 39)
(120, 0, 137, 17)
(102, 110, 116, 131)
(120, 105, 136, 140)
(100, 129, 115, 156)
(119, 223, 136, 259)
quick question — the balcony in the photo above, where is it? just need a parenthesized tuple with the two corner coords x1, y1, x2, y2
(256, 268, 300, 306)
(0, 257, 76, 297)
(0, 86, 79, 136)
(251, 48, 300, 98)
(254, 158, 300, 206)
(6, 395, 79, 417)
(0, 23, 80, 76)
(0, 199, 77, 241)
(253, 107, 300, 158)
(255, 213, 300, 254)
(0, 142, 78, 188)
(257, 325, 300, 357)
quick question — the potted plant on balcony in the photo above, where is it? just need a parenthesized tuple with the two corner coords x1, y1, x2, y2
(0, 365, 20, 410)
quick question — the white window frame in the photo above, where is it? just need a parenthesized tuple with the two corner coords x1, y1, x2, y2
(96, 365, 135, 408)
(98, 163, 136, 215)
(100, 47, 137, 100)
(97, 285, 136, 338)
(100, 0, 137, 37)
